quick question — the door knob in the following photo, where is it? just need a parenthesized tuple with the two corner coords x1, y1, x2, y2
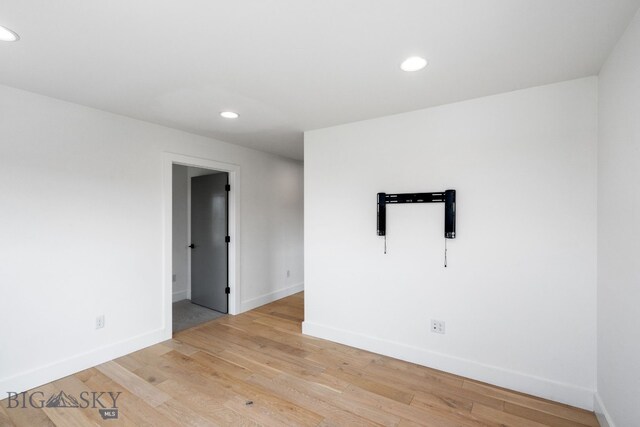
(188, 244, 195, 249)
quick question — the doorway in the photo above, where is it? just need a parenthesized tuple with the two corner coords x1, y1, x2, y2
(167, 157, 239, 334)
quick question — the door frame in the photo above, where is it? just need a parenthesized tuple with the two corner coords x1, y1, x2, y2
(162, 153, 241, 337)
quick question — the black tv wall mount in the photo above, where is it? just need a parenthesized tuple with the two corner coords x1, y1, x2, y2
(377, 189, 456, 265)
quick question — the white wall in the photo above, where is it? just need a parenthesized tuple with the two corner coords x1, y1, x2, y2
(303, 77, 598, 409)
(596, 9, 640, 427)
(0, 84, 304, 395)
(172, 164, 189, 301)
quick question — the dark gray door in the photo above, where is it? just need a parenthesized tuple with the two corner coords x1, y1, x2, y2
(190, 172, 228, 313)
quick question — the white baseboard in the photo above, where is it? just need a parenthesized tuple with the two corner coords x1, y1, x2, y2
(241, 282, 304, 312)
(172, 289, 189, 302)
(302, 321, 594, 410)
(0, 282, 304, 398)
(594, 392, 615, 427)
(0, 327, 170, 399)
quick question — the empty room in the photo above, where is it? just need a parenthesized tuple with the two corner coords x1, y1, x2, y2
(0, 1, 638, 426)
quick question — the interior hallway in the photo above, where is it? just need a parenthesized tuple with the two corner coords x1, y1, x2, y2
(172, 299, 226, 333)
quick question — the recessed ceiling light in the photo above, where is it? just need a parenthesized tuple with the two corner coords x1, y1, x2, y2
(400, 56, 427, 72)
(220, 111, 239, 119)
(0, 25, 20, 42)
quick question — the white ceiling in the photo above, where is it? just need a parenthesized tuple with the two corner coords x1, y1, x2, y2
(1, 0, 639, 160)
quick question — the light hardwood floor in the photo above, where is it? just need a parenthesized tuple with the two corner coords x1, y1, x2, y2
(1, 292, 599, 426)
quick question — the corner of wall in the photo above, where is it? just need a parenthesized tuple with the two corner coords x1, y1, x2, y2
(240, 282, 304, 313)
(594, 392, 615, 427)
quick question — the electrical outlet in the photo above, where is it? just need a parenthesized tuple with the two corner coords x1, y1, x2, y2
(286, 270, 291, 278)
(96, 315, 105, 329)
(430, 319, 445, 334)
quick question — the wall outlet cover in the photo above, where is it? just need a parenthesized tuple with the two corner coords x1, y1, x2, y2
(431, 319, 445, 334)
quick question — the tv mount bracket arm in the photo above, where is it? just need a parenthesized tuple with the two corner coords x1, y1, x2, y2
(377, 189, 456, 266)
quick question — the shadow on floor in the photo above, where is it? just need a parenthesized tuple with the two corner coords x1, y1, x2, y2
(172, 299, 226, 333)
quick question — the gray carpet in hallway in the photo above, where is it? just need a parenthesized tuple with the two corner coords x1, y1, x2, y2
(172, 299, 226, 332)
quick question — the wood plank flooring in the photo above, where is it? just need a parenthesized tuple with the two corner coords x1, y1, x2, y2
(1, 292, 599, 426)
